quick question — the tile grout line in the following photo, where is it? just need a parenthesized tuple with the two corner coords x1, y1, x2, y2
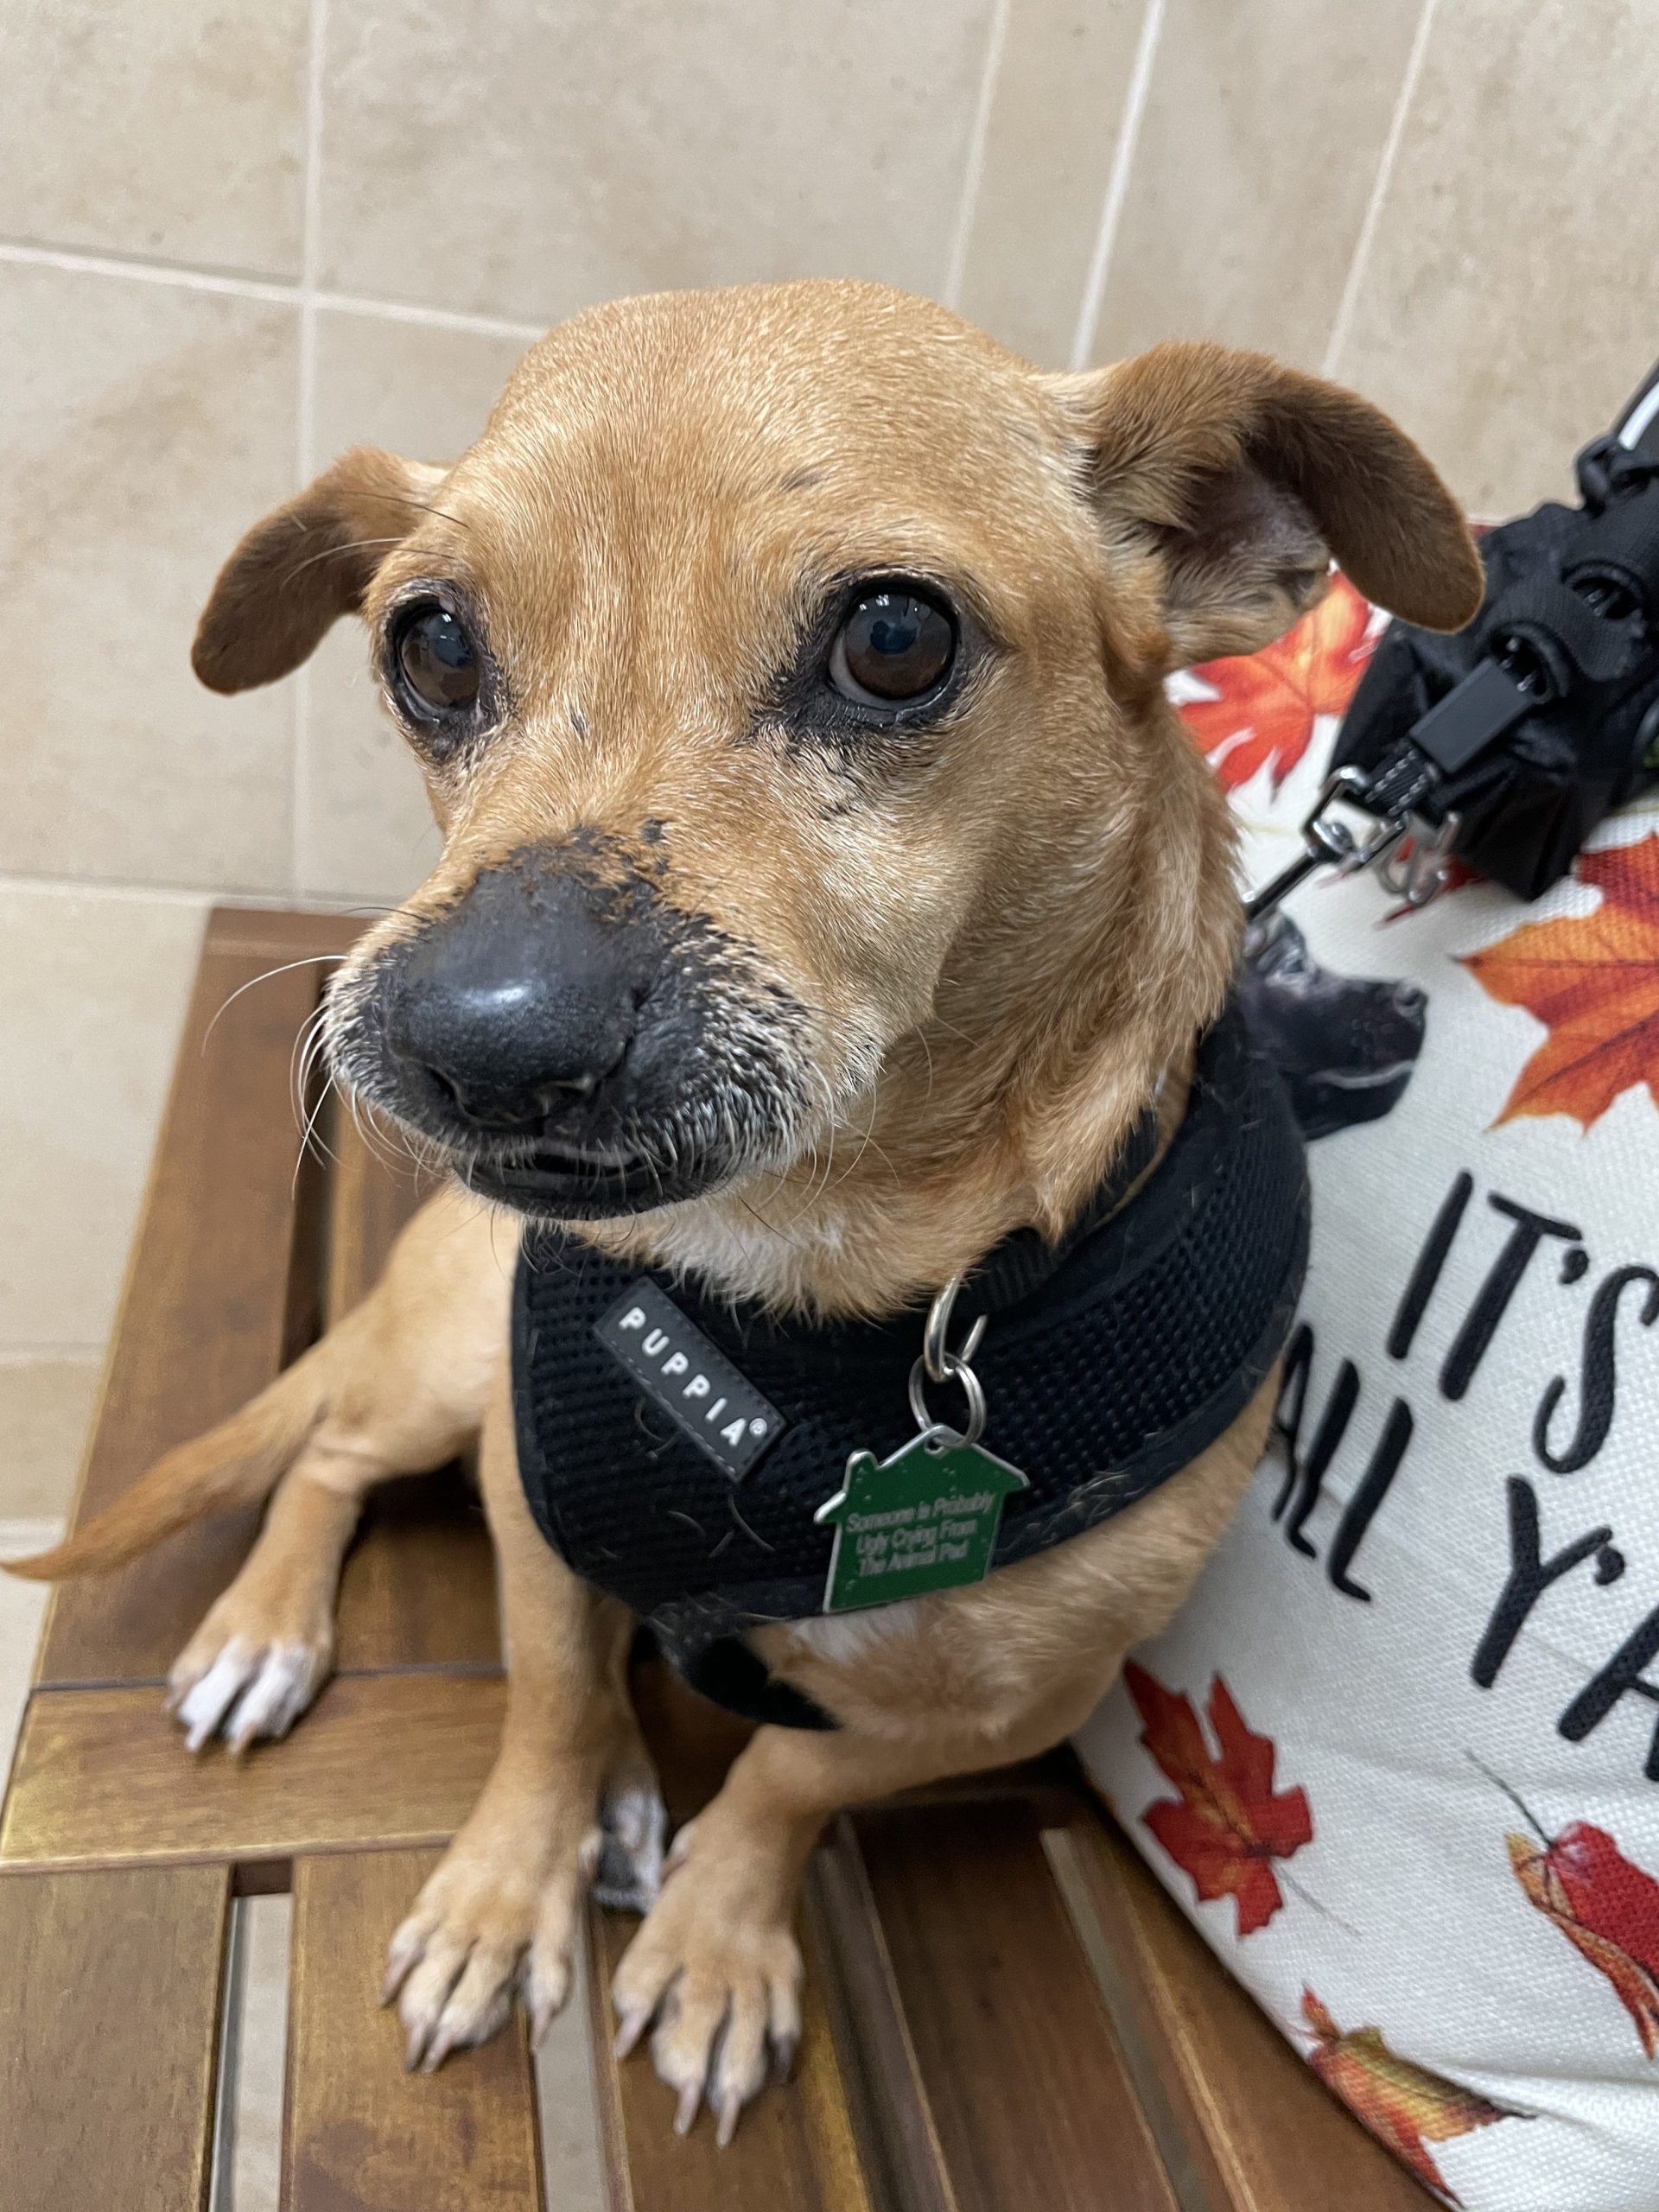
(940, 0, 1011, 314)
(1321, 0, 1438, 380)
(1067, 0, 1167, 372)
(292, 0, 330, 901)
(0, 238, 545, 343)
(0, 871, 215, 902)
(321, 289, 543, 341)
(296, 0, 329, 484)
(0, 868, 383, 911)
(0, 235, 296, 302)
(0, 1347, 105, 1364)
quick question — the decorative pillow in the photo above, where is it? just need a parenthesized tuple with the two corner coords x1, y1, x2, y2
(1074, 573, 1659, 2212)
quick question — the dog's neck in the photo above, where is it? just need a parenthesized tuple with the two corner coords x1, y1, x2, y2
(578, 700, 1241, 1321)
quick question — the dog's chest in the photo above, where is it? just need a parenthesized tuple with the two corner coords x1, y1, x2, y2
(509, 1000, 1308, 1724)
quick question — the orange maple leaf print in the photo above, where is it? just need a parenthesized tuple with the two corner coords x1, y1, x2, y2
(1179, 571, 1376, 791)
(1459, 832, 1659, 1128)
(1124, 1662, 1312, 1935)
(1300, 1991, 1525, 2203)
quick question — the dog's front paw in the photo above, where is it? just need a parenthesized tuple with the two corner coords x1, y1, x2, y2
(384, 1798, 598, 2069)
(612, 1820, 804, 2145)
(168, 1598, 334, 1754)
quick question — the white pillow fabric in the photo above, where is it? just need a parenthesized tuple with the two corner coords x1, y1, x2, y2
(1074, 574, 1659, 2212)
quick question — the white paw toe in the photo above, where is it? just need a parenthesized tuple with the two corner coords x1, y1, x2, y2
(168, 1633, 329, 1752)
(172, 1640, 257, 1751)
(224, 1643, 327, 1750)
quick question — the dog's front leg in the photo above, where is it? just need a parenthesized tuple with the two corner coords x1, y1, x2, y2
(612, 1689, 1096, 2143)
(385, 1357, 655, 2067)
(168, 1468, 362, 1751)
(147, 1184, 515, 1753)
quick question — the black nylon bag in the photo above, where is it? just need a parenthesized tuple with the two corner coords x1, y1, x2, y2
(1332, 437, 1659, 900)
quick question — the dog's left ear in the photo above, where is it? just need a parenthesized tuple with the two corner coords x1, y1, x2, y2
(1047, 341, 1482, 667)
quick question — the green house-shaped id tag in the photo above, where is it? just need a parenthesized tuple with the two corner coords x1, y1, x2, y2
(814, 1435, 1028, 1613)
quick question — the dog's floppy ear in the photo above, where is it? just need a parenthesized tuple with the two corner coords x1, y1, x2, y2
(1048, 341, 1482, 667)
(193, 448, 448, 693)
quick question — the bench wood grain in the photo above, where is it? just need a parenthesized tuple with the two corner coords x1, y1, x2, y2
(1060, 1813, 1436, 2212)
(853, 1802, 1179, 2212)
(38, 911, 360, 1687)
(586, 1898, 874, 2212)
(1, 1672, 504, 1870)
(284, 1848, 545, 2212)
(0, 1862, 232, 2212)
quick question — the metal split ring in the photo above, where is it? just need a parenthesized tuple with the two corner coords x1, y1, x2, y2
(910, 1274, 991, 1447)
(907, 1351, 988, 1451)
(922, 1274, 987, 1385)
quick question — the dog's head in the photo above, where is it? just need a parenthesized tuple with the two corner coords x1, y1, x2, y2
(194, 284, 1477, 1251)
(1240, 911, 1428, 1139)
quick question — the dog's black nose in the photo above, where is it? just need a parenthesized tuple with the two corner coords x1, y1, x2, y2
(385, 858, 654, 1135)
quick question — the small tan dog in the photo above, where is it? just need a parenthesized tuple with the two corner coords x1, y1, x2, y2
(14, 283, 1478, 2140)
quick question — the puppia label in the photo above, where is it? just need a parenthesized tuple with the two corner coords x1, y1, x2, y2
(816, 1437, 1028, 1612)
(594, 1280, 785, 1480)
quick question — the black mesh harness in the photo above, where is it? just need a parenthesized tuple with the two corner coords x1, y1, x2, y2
(512, 995, 1308, 1727)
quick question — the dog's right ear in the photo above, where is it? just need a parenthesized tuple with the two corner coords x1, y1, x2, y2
(193, 448, 446, 693)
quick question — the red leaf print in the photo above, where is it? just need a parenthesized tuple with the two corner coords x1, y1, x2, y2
(1459, 832, 1659, 1128)
(1181, 571, 1376, 791)
(1125, 1662, 1313, 1935)
(1508, 1821, 1659, 2058)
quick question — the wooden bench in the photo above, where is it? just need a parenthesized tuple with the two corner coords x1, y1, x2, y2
(0, 906, 1435, 2212)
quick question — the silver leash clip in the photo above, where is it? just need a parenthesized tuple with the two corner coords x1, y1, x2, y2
(1244, 764, 1456, 925)
(1376, 807, 1462, 909)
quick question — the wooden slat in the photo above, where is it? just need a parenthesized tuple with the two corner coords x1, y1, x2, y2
(814, 1822, 955, 2212)
(1039, 1823, 1234, 2212)
(322, 1099, 427, 1319)
(811, 1824, 956, 2212)
(1069, 1817, 1434, 2210)
(40, 906, 360, 1685)
(586, 1897, 874, 2212)
(284, 1848, 543, 2212)
(334, 1473, 500, 1673)
(1, 1671, 503, 1869)
(205, 907, 370, 967)
(0, 1862, 232, 2211)
(854, 1802, 1180, 2212)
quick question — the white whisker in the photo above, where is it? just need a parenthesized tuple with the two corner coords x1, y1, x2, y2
(204, 954, 346, 1052)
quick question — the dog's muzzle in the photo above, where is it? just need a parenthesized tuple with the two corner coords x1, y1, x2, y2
(327, 843, 811, 1217)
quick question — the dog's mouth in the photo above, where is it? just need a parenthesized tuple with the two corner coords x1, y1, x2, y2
(458, 1136, 684, 1216)
(324, 847, 827, 1224)
(1314, 1058, 1420, 1094)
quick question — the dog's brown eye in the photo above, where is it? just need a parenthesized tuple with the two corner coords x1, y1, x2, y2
(830, 589, 956, 707)
(393, 604, 479, 715)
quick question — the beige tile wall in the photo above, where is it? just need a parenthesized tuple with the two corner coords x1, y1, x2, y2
(3, 0, 1654, 1507)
